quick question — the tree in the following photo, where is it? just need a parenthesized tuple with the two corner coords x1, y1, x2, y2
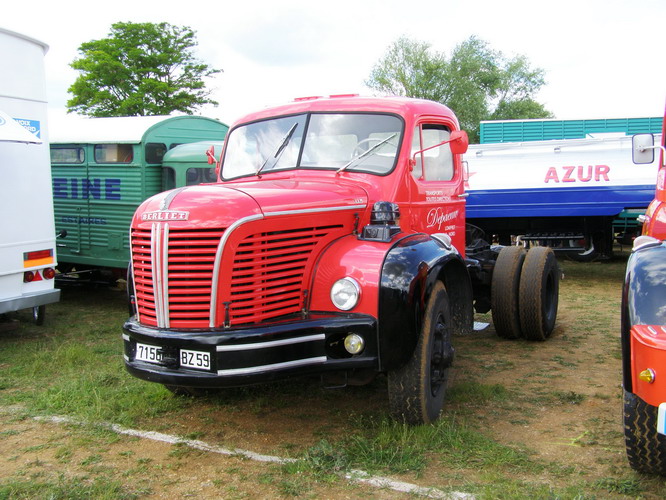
(366, 36, 551, 142)
(67, 22, 221, 117)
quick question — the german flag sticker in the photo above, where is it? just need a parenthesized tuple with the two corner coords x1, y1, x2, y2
(23, 249, 54, 268)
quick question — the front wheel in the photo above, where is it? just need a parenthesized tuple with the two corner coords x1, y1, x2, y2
(624, 389, 666, 475)
(388, 282, 454, 425)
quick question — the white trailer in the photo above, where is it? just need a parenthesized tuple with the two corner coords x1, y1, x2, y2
(464, 134, 661, 259)
(0, 27, 59, 323)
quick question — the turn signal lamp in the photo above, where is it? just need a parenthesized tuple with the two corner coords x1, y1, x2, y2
(639, 368, 656, 384)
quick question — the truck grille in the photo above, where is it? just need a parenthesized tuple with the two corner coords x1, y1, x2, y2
(132, 227, 224, 328)
(228, 225, 340, 324)
(131, 222, 345, 329)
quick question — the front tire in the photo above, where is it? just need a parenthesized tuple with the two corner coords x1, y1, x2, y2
(388, 282, 454, 425)
(624, 389, 666, 475)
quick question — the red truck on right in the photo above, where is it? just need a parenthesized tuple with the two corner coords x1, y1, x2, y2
(622, 107, 666, 474)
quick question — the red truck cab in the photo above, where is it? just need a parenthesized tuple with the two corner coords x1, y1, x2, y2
(622, 108, 666, 473)
(123, 96, 559, 425)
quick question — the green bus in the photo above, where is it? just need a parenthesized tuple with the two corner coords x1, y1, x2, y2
(50, 115, 228, 278)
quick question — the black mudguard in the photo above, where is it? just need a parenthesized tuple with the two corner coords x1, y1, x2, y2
(621, 241, 666, 392)
(378, 233, 473, 371)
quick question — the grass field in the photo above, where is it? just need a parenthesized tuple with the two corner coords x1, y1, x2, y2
(1, 254, 665, 499)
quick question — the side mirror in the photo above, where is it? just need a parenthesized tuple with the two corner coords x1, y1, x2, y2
(632, 133, 655, 164)
(206, 145, 223, 180)
(449, 130, 469, 155)
(206, 145, 216, 165)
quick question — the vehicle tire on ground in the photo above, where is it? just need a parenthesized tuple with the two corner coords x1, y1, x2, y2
(565, 240, 599, 262)
(519, 246, 559, 340)
(32, 305, 45, 326)
(388, 281, 454, 425)
(491, 246, 526, 339)
(624, 389, 666, 475)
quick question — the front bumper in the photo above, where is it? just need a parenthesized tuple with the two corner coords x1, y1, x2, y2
(123, 313, 378, 387)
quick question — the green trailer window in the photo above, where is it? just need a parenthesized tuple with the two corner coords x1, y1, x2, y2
(145, 143, 167, 164)
(186, 167, 216, 185)
(163, 167, 176, 191)
(94, 144, 134, 164)
(50, 147, 84, 164)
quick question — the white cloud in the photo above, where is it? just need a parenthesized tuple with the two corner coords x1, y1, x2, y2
(2, 0, 664, 127)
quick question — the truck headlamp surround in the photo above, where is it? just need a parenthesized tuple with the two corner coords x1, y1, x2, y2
(330, 277, 361, 311)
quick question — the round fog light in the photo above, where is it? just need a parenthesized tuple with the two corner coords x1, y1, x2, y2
(344, 334, 365, 355)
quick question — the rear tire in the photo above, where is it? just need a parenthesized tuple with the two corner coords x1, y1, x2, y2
(624, 389, 666, 475)
(388, 282, 454, 425)
(491, 246, 526, 339)
(32, 305, 45, 326)
(519, 247, 559, 340)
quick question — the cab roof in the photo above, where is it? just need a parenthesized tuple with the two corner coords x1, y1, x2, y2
(234, 95, 460, 129)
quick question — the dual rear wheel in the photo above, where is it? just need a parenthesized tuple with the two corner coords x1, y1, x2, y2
(491, 246, 560, 341)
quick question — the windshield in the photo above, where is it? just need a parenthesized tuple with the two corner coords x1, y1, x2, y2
(222, 113, 403, 179)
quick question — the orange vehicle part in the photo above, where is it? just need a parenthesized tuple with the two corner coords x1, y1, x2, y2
(631, 324, 666, 406)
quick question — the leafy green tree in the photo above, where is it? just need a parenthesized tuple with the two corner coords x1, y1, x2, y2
(67, 22, 221, 117)
(366, 36, 551, 142)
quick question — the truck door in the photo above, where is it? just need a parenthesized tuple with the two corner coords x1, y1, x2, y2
(407, 122, 466, 253)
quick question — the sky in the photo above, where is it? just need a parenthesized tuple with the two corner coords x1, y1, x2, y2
(3, 0, 665, 127)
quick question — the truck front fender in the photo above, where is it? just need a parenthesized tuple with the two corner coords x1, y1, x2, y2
(378, 233, 473, 371)
(622, 241, 666, 398)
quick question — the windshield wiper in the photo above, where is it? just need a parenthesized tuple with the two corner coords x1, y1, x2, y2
(337, 133, 398, 173)
(256, 122, 299, 176)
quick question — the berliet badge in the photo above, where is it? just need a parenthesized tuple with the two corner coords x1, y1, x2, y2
(141, 210, 189, 221)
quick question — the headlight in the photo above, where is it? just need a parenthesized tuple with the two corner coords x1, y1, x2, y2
(330, 277, 360, 311)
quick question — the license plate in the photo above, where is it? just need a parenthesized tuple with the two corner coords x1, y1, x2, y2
(135, 342, 163, 364)
(180, 349, 211, 371)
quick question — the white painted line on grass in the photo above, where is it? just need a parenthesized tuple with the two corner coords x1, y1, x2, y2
(34, 413, 474, 500)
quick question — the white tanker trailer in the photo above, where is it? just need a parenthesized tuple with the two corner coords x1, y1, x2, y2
(464, 133, 660, 260)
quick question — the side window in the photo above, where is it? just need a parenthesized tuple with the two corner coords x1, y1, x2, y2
(50, 147, 84, 164)
(145, 143, 167, 164)
(94, 144, 134, 164)
(411, 124, 454, 181)
(162, 167, 176, 191)
(186, 167, 216, 185)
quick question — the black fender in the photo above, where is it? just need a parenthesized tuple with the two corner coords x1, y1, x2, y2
(621, 241, 666, 392)
(378, 233, 473, 371)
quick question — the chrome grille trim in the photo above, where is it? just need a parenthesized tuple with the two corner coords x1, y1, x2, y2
(150, 222, 171, 329)
(209, 214, 264, 327)
(208, 204, 365, 328)
(217, 356, 328, 376)
(216, 334, 325, 352)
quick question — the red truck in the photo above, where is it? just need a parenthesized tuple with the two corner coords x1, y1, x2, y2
(622, 108, 666, 473)
(123, 96, 559, 425)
